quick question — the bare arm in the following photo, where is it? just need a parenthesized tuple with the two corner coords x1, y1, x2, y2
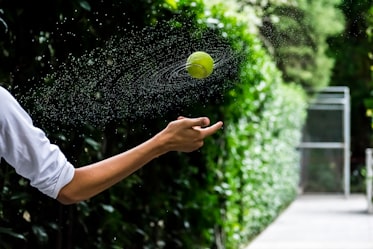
(57, 117, 223, 204)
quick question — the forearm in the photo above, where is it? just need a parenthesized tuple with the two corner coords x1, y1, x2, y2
(56, 117, 222, 205)
(57, 135, 167, 204)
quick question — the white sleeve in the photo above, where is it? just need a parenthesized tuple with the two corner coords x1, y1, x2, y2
(0, 86, 75, 199)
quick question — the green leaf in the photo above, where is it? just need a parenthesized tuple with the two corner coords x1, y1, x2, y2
(32, 225, 48, 243)
(79, 0, 91, 11)
(0, 227, 26, 240)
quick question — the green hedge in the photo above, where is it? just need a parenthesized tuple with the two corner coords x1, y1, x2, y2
(216, 81, 307, 248)
(198, 3, 307, 247)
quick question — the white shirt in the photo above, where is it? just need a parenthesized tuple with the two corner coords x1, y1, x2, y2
(0, 86, 75, 199)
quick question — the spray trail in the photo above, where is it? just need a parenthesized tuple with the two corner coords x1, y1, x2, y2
(26, 22, 241, 127)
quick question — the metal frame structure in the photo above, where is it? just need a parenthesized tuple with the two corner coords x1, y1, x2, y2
(366, 148, 373, 213)
(299, 86, 350, 197)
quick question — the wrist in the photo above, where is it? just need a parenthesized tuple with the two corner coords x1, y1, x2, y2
(151, 132, 171, 157)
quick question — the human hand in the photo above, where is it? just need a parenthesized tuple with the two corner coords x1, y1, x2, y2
(57, 116, 223, 204)
(157, 116, 223, 153)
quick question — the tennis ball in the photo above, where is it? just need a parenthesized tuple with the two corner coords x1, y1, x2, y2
(186, 51, 214, 79)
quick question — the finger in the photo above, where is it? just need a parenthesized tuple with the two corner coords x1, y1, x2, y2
(184, 117, 210, 128)
(199, 121, 223, 137)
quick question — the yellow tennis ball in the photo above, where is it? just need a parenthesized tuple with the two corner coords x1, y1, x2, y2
(186, 51, 214, 79)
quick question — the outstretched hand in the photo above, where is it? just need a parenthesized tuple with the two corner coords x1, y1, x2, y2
(57, 116, 223, 204)
(157, 116, 224, 153)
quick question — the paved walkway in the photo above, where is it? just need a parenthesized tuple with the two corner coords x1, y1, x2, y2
(245, 194, 373, 249)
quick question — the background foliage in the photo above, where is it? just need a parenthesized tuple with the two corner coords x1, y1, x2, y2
(1, 0, 371, 248)
(328, 0, 373, 190)
(259, 0, 345, 90)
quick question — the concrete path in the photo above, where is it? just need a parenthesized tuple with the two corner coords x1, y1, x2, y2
(244, 194, 373, 249)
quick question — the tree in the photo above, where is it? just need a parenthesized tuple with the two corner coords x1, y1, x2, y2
(257, 0, 345, 90)
(328, 0, 373, 184)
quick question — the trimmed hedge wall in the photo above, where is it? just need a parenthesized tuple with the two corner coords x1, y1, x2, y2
(200, 3, 307, 247)
(202, 79, 307, 248)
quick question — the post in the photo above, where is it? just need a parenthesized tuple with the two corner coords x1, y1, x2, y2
(366, 148, 373, 213)
(343, 87, 350, 198)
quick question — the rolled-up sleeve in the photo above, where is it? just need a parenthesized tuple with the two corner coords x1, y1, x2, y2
(0, 87, 75, 199)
